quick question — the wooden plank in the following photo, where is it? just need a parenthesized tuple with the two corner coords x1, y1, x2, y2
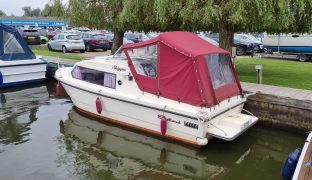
(298, 141, 312, 180)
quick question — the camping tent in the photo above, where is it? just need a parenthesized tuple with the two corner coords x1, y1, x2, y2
(0, 23, 36, 61)
(123, 32, 243, 107)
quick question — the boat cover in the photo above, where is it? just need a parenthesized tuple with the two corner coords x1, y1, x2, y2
(0, 23, 36, 61)
(123, 32, 242, 107)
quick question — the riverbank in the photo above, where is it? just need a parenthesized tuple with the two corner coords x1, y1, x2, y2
(242, 82, 312, 132)
(235, 57, 312, 90)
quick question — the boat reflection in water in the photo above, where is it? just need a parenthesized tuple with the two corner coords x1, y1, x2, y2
(60, 108, 258, 179)
(0, 84, 49, 145)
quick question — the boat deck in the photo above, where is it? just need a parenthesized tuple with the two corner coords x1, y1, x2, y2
(298, 142, 312, 180)
(292, 133, 312, 180)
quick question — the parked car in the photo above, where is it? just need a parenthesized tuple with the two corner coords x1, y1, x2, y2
(102, 33, 134, 49)
(47, 33, 85, 53)
(22, 29, 41, 45)
(103, 33, 113, 49)
(40, 36, 48, 44)
(197, 34, 219, 46)
(234, 34, 263, 54)
(205, 33, 261, 56)
(124, 32, 149, 43)
(80, 32, 111, 51)
(123, 38, 134, 44)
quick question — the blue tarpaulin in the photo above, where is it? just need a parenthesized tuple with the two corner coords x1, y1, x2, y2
(0, 23, 36, 61)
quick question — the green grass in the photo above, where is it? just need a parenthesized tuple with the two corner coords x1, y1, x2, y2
(235, 57, 312, 90)
(32, 49, 83, 60)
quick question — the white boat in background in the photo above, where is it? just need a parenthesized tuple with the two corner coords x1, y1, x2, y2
(0, 23, 46, 88)
(55, 31, 258, 147)
(263, 33, 312, 54)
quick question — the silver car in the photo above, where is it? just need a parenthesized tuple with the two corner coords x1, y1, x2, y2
(47, 33, 85, 53)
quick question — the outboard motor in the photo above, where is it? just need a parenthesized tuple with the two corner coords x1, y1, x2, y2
(282, 148, 301, 180)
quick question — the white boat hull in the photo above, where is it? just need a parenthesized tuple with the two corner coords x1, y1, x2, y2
(0, 58, 47, 87)
(61, 82, 204, 146)
(263, 34, 312, 53)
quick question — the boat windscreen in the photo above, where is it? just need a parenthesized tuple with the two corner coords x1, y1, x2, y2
(126, 44, 158, 78)
(112, 47, 127, 60)
(205, 54, 235, 89)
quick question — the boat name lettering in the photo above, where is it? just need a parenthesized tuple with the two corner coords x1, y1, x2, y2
(157, 115, 180, 124)
(113, 65, 126, 72)
(184, 121, 198, 129)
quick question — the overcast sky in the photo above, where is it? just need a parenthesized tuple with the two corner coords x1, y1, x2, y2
(0, 0, 68, 16)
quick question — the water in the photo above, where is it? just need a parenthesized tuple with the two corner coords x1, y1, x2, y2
(0, 80, 305, 180)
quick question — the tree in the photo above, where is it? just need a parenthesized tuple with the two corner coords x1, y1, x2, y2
(32, 8, 41, 17)
(0, 10, 6, 17)
(153, 0, 312, 52)
(41, 3, 53, 17)
(65, 0, 126, 54)
(22, 6, 32, 16)
(22, 6, 41, 17)
(57, 0, 312, 53)
(51, 0, 65, 18)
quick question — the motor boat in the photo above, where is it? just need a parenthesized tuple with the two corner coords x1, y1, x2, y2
(0, 24, 47, 88)
(55, 31, 258, 147)
(263, 33, 312, 53)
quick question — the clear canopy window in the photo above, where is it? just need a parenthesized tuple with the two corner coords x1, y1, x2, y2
(3, 31, 24, 54)
(127, 44, 158, 78)
(205, 54, 235, 89)
(112, 47, 127, 60)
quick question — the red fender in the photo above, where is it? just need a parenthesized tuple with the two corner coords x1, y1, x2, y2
(160, 116, 167, 135)
(56, 81, 62, 96)
(96, 97, 102, 114)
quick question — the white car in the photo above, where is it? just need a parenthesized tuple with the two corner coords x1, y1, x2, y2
(197, 34, 219, 46)
(47, 33, 85, 53)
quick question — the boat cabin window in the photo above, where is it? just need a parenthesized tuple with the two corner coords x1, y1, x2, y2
(126, 44, 158, 78)
(72, 66, 116, 89)
(3, 31, 24, 54)
(205, 54, 235, 89)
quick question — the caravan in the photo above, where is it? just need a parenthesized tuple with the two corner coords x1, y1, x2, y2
(0, 24, 46, 88)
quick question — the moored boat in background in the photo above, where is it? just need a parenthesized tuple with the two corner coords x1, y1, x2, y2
(263, 33, 312, 61)
(0, 23, 46, 88)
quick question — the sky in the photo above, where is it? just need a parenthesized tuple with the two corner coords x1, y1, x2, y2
(0, 0, 68, 16)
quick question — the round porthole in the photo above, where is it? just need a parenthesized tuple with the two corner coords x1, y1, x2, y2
(118, 80, 122, 85)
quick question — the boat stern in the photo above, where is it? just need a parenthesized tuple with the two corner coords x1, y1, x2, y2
(205, 110, 258, 141)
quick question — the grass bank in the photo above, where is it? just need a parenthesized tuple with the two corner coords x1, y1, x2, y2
(235, 57, 312, 90)
(32, 49, 82, 60)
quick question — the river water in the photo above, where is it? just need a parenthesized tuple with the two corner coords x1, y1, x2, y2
(0, 81, 305, 180)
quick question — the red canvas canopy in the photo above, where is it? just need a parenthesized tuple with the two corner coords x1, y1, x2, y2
(123, 31, 242, 107)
